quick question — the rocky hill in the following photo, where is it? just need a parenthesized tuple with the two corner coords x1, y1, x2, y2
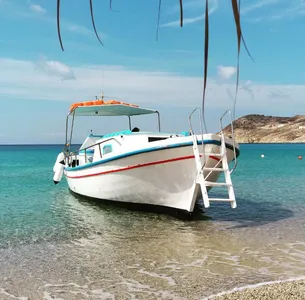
(223, 114, 305, 143)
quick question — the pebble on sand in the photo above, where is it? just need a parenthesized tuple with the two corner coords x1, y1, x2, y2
(207, 279, 305, 300)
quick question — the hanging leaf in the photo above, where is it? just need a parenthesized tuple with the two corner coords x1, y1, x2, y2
(156, 0, 162, 41)
(238, 0, 254, 62)
(231, 0, 241, 93)
(89, 0, 104, 46)
(56, 0, 64, 51)
(231, 0, 249, 119)
(179, 0, 183, 27)
(202, 0, 209, 113)
(55, 0, 253, 120)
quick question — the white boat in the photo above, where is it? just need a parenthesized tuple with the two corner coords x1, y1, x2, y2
(53, 99, 240, 214)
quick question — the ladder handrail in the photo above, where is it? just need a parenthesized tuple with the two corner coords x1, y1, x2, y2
(190, 130, 237, 209)
(219, 110, 238, 174)
(189, 108, 237, 209)
(188, 107, 205, 167)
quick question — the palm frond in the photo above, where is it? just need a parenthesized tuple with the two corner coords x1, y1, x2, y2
(231, 0, 241, 94)
(238, 0, 254, 62)
(89, 0, 104, 46)
(156, 0, 162, 41)
(202, 0, 209, 109)
(56, 0, 64, 51)
(231, 0, 244, 120)
(179, 0, 183, 27)
(55, 0, 253, 120)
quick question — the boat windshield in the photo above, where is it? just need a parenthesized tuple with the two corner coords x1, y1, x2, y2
(64, 100, 161, 151)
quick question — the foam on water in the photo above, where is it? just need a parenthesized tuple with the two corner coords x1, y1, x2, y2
(203, 276, 305, 299)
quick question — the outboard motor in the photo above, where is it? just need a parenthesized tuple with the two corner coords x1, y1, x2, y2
(53, 152, 65, 185)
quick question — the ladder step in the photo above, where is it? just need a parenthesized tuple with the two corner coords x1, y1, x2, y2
(208, 198, 235, 202)
(203, 167, 227, 171)
(205, 181, 232, 187)
(190, 128, 236, 209)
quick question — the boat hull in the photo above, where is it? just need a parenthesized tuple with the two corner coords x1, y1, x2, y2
(64, 140, 237, 212)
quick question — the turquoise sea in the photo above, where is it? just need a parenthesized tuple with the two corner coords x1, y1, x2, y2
(1, 144, 305, 299)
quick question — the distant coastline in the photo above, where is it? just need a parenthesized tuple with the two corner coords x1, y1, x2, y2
(238, 142, 305, 145)
(223, 114, 305, 144)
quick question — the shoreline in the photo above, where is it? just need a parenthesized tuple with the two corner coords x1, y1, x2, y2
(204, 277, 305, 300)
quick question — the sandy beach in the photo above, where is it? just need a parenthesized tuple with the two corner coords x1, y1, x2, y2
(206, 278, 305, 300)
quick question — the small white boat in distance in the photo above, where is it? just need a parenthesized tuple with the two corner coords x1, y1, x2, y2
(53, 98, 240, 214)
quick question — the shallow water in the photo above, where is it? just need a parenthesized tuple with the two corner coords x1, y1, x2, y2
(1, 144, 305, 299)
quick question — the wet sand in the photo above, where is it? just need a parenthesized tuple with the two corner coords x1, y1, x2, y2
(206, 278, 305, 300)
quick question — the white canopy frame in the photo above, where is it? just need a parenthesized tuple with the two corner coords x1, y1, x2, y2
(63, 104, 161, 153)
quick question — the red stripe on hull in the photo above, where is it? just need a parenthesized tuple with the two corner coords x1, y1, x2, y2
(66, 154, 221, 179)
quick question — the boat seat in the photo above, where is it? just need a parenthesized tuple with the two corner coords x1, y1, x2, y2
(180, 131, 191, 136)
(103, 130, 132, 138)
(132, 127, 140, 132)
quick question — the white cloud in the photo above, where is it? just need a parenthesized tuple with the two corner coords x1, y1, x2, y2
(0, 1, 107, 40)
(241, 0, 280, 14)
(0, 57, 305, 118)
(2, 57, 305, 143)
(268, 89, 291, 99)
(217, 66, 237, 80)
(65, 22, 107, 39)
(241, 0, 305, 22)
(169, 0, 218, 14)
(162, 0, 218, 28)
(35, 57, 76, 80)
(29, 4, 46, 14)
(161, 14, 204, 28)
(240, 80, 255, 102)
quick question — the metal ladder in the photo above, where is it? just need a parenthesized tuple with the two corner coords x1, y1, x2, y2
(189, 109, 237, 209)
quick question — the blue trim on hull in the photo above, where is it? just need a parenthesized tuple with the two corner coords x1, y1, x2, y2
(88, 131, 190, 140)
(65, 139, 240, 172)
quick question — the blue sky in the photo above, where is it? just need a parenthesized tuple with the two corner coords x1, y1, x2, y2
(1, 0, 305, 144)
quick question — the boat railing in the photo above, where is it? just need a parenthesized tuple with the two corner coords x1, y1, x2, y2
(65, 137, 122, 167)
(219, 110, 237, 174)
(188, 107, 206, 167)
